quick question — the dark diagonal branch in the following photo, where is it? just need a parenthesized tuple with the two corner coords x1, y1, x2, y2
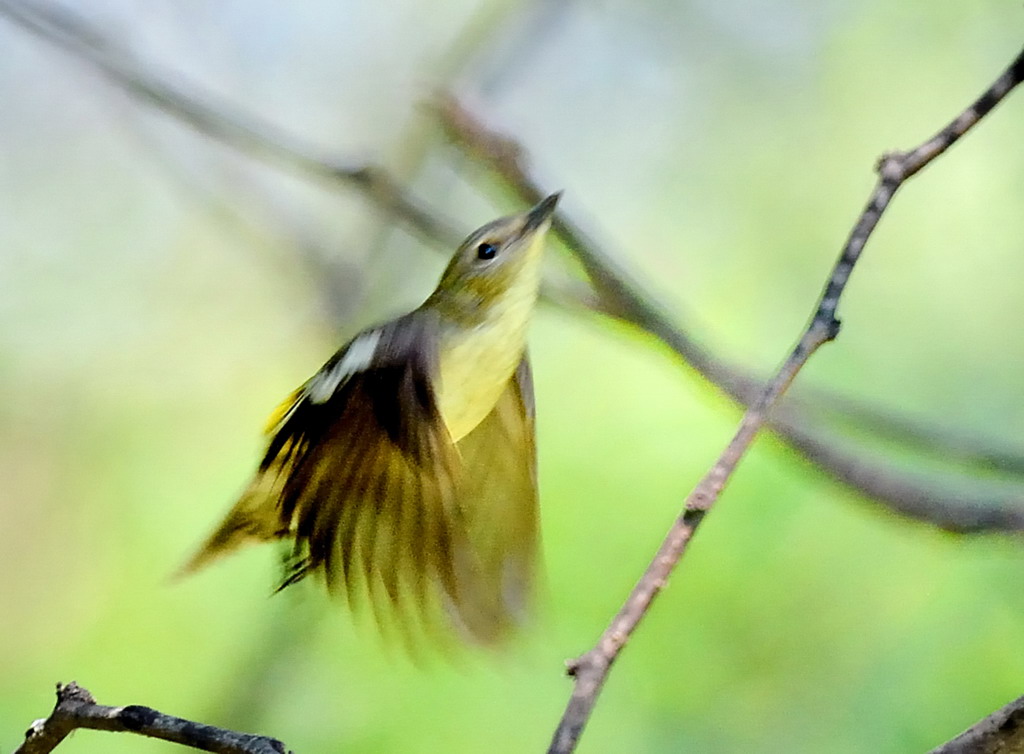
(773, 418, 1024, 533)
(3, 0, 1024, 531)
(0, 0, 459, 247)
(928, 693, 1024, 754)
(15, 682, 291, 754)
(796, 389, 1024, 478)
(435, 94, 1024, 534)
(533, 45, 1024, 754)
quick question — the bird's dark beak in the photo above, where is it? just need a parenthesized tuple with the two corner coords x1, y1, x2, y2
(522, 192, 561, 234)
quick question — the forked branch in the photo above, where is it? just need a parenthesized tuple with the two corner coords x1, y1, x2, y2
(15, 682, 290, 754)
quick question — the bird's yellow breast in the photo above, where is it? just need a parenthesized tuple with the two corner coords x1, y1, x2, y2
(434, 268, 539, 442)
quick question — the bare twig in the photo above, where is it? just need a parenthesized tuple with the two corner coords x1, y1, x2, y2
(15, 682, 291, 754)
(3, 0, 1023, 531)
(533, 45, 1024, 754)
(435, 94, 1024, 534)
(928, 693, 1024, 754)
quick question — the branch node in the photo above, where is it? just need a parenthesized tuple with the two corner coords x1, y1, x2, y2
(56, 681, 94, 705)
(826, 316, 841, 342)
(876, 152, 907, 182)
(687, 491, 711, 512)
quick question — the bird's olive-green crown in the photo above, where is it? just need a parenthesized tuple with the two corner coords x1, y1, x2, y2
(425, 193, 560, 325)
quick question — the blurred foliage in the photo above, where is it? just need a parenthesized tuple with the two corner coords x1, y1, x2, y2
(1, 1, 1023, 752)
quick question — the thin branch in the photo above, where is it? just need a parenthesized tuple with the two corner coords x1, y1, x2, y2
(773, 417, 1024, 533)
(3, 0, 1023, 531)
(435, 94, 1024, 534)
(794, 388, 1024, 478)
(15, 682, 291, 754)
(533, 44, 1024, 754)
(928, 694, 1024, 754)
(0, 0, 603, 318)
(0, 0, 460, 247)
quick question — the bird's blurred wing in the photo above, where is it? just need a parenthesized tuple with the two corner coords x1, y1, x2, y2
(181, 313, 468, 635)
(450, 355, 539, 642)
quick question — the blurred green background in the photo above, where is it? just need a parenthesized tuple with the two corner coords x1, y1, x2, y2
(2, 1, 1023, 752)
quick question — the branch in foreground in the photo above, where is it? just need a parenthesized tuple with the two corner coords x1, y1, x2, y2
(529, 44, 1024, 754)
(4, 0, 1023, 532)
(928, 693, 1024, 754)
(435, 94, 1024, 534)
(15, 682, 290, 754)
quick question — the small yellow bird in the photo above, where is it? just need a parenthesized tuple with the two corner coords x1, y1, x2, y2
(181, 193, 560, 644)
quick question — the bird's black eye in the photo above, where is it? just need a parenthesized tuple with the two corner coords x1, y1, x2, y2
(476, 242, 498, 260)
